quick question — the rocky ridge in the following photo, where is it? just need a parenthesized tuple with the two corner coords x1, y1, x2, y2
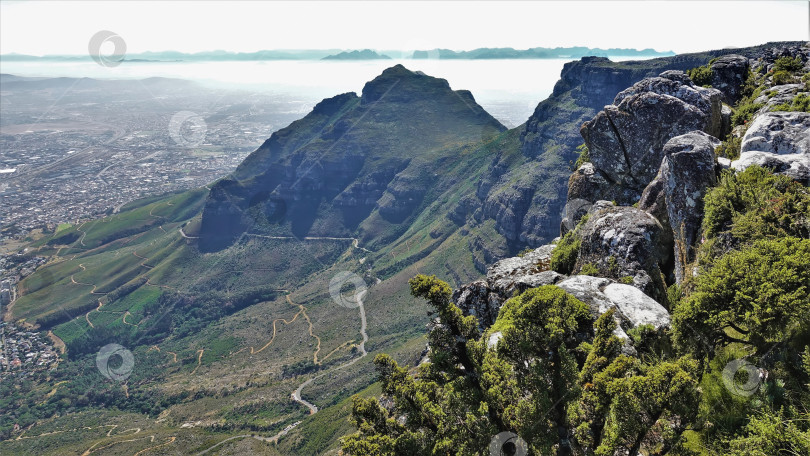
(456, 42, 810, 354)
(459, 42, 808, 269)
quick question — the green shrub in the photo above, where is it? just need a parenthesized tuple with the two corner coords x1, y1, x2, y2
(702, 166, 810, 243)
(771, 93, 810, 113)
(574, 143, 591, 169)
(551, 230, 581, 274)
(714, 134, 742, 160)
(579, 263, 599, 275)
(619, 276, 634, 285)
(673, 237, 810, 356)
(726, 408, 810, 456)
(773, 56, 803, 73)
(772, 70, 794, 86)
(739, 69, 762, 100)
(687, 65, 713, 86)
(731, 102, 764, 126)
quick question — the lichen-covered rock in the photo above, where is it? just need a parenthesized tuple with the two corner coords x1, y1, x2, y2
(638, 176, 668, 229)
(454, 244, 563, 328)
(452, 280, 503, 330)
(754, 84, 807, 112)
(732, 152, 810, 185)
(602, 283, 671, 329)
(562, 163, 635, 233)
(578, 71, 723, 205)
(733, 112, 810, 184)
(575, 204, 669, 302)
(658, 131, 720, 283)
(709, 54, 749, 104)
(740, 112, 810, 156)
(556, 275, 671, 354)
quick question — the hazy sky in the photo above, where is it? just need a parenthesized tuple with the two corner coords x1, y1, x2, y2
(1, 1, 808, 56)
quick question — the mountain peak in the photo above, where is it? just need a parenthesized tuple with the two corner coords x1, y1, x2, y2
(360, 64, 453, 104)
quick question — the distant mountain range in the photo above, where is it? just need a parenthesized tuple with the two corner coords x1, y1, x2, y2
(322, 49, 392, 60)
(1, 46, 675, 62)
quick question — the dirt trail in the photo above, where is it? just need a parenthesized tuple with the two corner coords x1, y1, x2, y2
(190, 349, 205, 375)
(122, 311, 141, 327)
(132, 251, 153, 269)
(290, 288, 370, 416)
(71, 264, 106, 295)
(148, 345, 177, 363)
(178, 227, 199, 239)
(132, 436, 176, 456)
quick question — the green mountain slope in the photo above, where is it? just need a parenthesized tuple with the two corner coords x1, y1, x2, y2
(3, 43, 806, 454)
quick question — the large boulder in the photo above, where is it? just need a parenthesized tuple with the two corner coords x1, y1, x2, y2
(733, 112, 810, 184)
(658, 131, 720, 283)
(709, 54, 750, 104)
(454, 244, 564, 328)
(556, 275, 671, 354)
(740, 112, 810, 156)
(562, 163, 635, 233)
(574, 204, 670, 302)
(577, 71, 723, 206)
(732, 152, 810, 185)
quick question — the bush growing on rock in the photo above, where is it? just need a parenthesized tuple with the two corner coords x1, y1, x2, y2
(702, 166, 810, 247)
(714, 134, 742, 160)
(772, 93, 810, 112)
(731, 101, 764, 126)
(551, 230, 581, 274)
(687, 64, 713, 87)
(579, 263, 599, 275)
(573, 143, 591, 169)
(673, 237, 810, 357)
(345, 276, 702, 455)
(773, 56, 803, 73)
(772, 70, 794, 86)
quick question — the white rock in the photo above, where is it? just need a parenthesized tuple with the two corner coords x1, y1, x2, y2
(603, 283, 671, 329)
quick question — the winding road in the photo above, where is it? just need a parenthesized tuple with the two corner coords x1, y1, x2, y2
(290, 288, 369, 415)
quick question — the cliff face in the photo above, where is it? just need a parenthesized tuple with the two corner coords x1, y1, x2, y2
(201, 43, 807, 264)
(199, 65, 505, 250)
(457, 41, 809, 326)
(469, 42, 808, 254)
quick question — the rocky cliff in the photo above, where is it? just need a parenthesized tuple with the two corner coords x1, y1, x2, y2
(466, 42, 808, 260)
(455, 41, 810, 351)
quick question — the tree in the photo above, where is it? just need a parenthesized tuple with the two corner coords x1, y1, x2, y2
(344, 277, 702, 456)
(674, 237, 810, 357)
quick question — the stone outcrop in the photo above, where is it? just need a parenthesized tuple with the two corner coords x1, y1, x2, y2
(754, 84, 807, 113)
(709, 54, 749, 104)
(575, 71, 723, 209)
(733, 112, 810, 184)
(656, 131, 719, 283)
(740, 112, 810, 155)
(556, 276, 670, 331)
(454, 249, 671, 356)
(574, 204, 670, 302)
(453, 244, 563, 328)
